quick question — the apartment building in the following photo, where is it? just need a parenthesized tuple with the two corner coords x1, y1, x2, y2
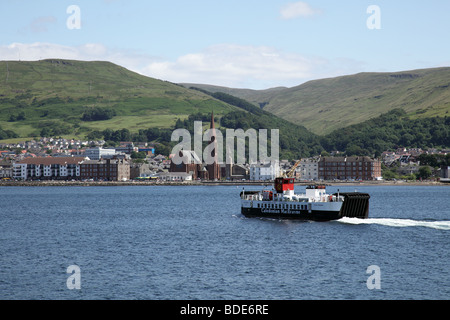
(13, 157, 86, 180)
(318, 156, 382, 181)
(297, 158, 319, 180)
(80, 159, 130, 181)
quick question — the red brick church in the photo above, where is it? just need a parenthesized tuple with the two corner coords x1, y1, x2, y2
(169, 112, 221, 181)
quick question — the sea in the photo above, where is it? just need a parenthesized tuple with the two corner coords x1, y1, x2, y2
(0, 184, 449, 300)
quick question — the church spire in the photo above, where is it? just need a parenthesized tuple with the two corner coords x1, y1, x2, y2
(206, 110, 221, 180)
(210, 111, 215, 129)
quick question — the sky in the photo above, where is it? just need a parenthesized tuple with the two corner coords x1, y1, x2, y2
(1, 0, 449, 89)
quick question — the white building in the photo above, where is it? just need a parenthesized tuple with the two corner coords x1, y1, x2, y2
(297, 158, 319, 180)
(13, 157, 86, 180)
(249, 161, 280, 181)
(85, 147, 117, 160)
(155, 172, 193, 181)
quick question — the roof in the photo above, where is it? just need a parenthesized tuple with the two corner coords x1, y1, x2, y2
(81, 159, 128, 165)
(321, 156, 376, 162)
(16, 157, 86, 166)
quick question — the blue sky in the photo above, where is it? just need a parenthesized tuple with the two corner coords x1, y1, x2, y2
(1, 0, 449, 89)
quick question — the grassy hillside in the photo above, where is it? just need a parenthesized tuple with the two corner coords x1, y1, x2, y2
(0, 60, 237, 140)
(187, 68, 450, 135)
(181, 83, 287, 108)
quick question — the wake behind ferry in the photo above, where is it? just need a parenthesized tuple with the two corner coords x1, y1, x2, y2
(240, 177, 370, 221)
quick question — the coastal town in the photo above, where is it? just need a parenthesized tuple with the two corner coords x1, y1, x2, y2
(0, 136, 449, 184)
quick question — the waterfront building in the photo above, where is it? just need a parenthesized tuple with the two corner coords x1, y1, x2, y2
(318, 156, 382, 181)
(297, 158, 319, 180)
(13, 157, 86, 180)
(0, 162, 12, 178)
(249, 161, 280, 181)
(80, 159, 130, 181)
(154, 172, 193, 182)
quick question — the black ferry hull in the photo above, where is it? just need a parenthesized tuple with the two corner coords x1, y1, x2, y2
(241, 207, 342, 221)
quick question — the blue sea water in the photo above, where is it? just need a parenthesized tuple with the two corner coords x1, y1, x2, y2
(0, 185, 449, 300)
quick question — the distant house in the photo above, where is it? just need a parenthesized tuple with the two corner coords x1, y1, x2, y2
(138, 147, 155, 156)
(130, 163, 154, 179)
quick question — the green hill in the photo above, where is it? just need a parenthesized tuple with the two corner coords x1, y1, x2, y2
(1, 60, 448, 158)
(0, 59, 238, 140)
(186, 68, 450, 135)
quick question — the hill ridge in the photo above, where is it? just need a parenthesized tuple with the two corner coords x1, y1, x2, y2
(185, 67, 450, 135)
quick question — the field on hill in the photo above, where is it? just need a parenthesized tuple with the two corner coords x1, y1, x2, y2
(0, 60, 237, 140)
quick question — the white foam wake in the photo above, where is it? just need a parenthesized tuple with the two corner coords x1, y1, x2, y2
(338, 217, 450, 230)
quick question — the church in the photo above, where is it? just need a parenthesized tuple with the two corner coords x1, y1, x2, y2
(169, 112, 221, 181)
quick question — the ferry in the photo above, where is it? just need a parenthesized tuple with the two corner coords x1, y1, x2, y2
(240, 177, 370, 221)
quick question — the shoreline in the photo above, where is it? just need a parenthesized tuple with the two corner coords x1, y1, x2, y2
(0, 180, 447, 187)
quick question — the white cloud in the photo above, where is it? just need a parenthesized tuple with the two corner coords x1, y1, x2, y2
(0, 42, 364, 89)
(142, 44, 318, 89)
(0, 42, 105, 61)
(280, 2, 321, 20)
(0, 42, 158, 74)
